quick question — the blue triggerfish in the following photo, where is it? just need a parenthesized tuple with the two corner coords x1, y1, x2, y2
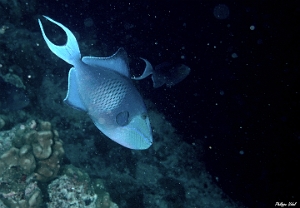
(38, 16, 153, 150)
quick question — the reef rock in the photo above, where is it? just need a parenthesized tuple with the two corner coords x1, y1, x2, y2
(0, 119, 65, 207)
(0, 120, 64, 182)
(47, 165, 118, 208)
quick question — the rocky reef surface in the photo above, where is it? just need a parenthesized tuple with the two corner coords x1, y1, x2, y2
(0, 119, 118, 208)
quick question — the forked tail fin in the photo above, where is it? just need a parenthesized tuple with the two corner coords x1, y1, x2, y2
(38, 16, 81, 66)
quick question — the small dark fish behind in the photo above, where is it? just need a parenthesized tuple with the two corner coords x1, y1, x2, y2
(133, 60, 191, 88)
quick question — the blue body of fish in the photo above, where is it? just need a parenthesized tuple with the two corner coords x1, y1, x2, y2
(38, 16, 153, 150)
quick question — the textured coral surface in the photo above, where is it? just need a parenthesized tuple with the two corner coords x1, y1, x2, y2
(0, 121, 118, 208)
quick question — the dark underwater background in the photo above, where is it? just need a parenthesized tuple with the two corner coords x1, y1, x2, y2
(0, 0, 299, 207)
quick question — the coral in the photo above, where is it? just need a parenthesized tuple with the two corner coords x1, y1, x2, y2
(92, 179, 118, 208)
(47, 165, 118, 208)
(47, 165, 96, 208)
(34, 133, 64, 182)
(0, 166, 42, 208)
(19, 145, 36, 174)
(0, 120, 64, 182)
(48, 174, 94, 207)
(1, 120, 119, 207)
(0, 119, 65, 207)
(0, 147, 20, 168)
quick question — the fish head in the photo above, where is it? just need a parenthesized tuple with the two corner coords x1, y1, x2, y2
(115, 111, 153, 150)
(92, 109, 153, 150)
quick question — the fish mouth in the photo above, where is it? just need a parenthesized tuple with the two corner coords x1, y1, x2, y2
(121, 125, 153, 150)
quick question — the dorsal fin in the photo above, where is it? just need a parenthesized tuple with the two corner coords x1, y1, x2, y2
(82, 48, 130, 78)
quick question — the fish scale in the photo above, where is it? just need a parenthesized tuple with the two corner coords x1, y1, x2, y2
(91, 79, 127, 112)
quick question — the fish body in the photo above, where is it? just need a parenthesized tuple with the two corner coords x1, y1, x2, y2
(133, 60, 190, 88)
(38, 16, 152, 150)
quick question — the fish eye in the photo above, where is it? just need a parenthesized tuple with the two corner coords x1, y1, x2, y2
(116, 111, 129, 126)
(141, 113, 148, 120)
